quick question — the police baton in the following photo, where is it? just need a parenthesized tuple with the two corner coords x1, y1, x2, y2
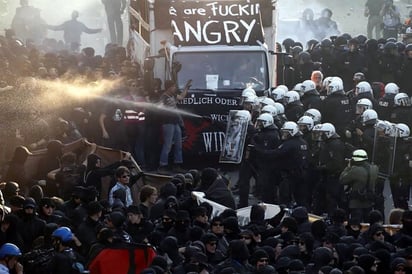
(389, 127, 398, 176)
(371, 125, 378, 164)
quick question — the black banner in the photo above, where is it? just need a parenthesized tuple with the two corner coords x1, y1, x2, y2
(168, 0, 265, 46)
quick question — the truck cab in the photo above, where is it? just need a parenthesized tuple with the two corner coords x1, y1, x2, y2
(130, 0, 277, 165)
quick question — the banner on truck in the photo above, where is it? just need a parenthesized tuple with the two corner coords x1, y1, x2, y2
(168, 0, 264, 46)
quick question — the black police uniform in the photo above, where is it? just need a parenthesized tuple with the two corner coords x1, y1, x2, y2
(390, 106, 412, 130)
(321, 92, 351, 138)
(270, 134, 309, 206)
(285, 102, 305, 122)
(377, 94, 396, 121)
(389, 138, 412, 209)
(251, 124, 281, 204)
(313, 134, 346, 216)
(301, 90, 322, 111)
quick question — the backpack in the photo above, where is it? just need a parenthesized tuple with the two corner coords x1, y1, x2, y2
(22, 248, 55, 274)
(88, 243, 156, 274)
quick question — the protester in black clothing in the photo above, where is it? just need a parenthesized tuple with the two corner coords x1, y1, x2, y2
(18, 198, 46, 252)
(315, 8, 340, 40)
(102, 0, 126, 45)
(48, 226, 86, 274)
(47, 11, 102, 52)
(76, 201, 104, 257)
(125, 205, 153, 244)
(365, 0, 385, 39)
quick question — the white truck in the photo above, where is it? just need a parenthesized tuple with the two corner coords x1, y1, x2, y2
(129, 0, 278, 164)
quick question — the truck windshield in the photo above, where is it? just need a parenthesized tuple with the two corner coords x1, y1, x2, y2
(173, 51, 269, 92)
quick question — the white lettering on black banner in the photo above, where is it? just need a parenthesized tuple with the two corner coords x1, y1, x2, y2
(203, 131, 225, 152)
(169, 1, 264, 46)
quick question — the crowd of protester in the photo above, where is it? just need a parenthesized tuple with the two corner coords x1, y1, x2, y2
(1, 8, 412, 272)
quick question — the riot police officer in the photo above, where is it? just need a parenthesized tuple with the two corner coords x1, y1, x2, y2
(284, 91, 305, 122)
(300, 80, 322, 110)
(377, 82, 399, 121)
(312, 123, 347, 216)
(270, 122, 309, 207)
(321, 80, 352, 139)
(389, 123, 412, 209)
(390, 92, 412, 129)
(251, 113, 281, 204)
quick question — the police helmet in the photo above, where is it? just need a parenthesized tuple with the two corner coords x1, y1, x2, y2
(257, 113, 274, 128)
(384, 83, 399, 95)
(394, 93, 411, 107)
(361, 109, 378, 125)
(304, 108, 322, 124)
(281, 121, 299, 139)
(396, 123, 410, 138)
(352, 149, 368, 162)
(301, 80, 316, 94)
(284, 91, 300, 104)
(297, 116, 314, 131)
(356, 81, 373, 94)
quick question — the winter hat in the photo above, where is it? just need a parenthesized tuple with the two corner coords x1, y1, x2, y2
(319, 266, 333, 274)
(107, 211, 126, 227)
(291, 206, 308, 222)
(329, 268, 343, 274)
(3, 182, 20, 197)
(126, 205, 142, 215)
(200, 233, 218, 244)
(280, 216, 298, 233)
(357, 254, 377, 271)
(353, 246, 369, 258)
(288, 259, 305, 272)
(23, 197, 36, 209)
(222, 216, 240, 234)
(368, 210, 383, 224)
(192, 206, 207, 217)
(390, 257, 407, 272)
(312, 247, 333, 266)
(87, 201, 104, 215)
(200, 168, 218, 187)
(250, 248, 269, 264)
(160, 236, 179, 254)
(159, 182, 177, 198)
(298, 232, 314, 252)
(228, 239, 250, 261)
(176, 210, 190, 222)
(9, 195, 25, 208)
(255, 265, 277, 274)
(279, 244, 300, 260)
(250, 204, 265, 223)
(163, 208, 177, 220)
(275, 256, 291, 271)
(368, 223, 385, 239)
(150, 255, 168, 271)
(39, 197, 55, 208)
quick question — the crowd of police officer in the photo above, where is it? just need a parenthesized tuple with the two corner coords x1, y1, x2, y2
(236, 34, 412, 220)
